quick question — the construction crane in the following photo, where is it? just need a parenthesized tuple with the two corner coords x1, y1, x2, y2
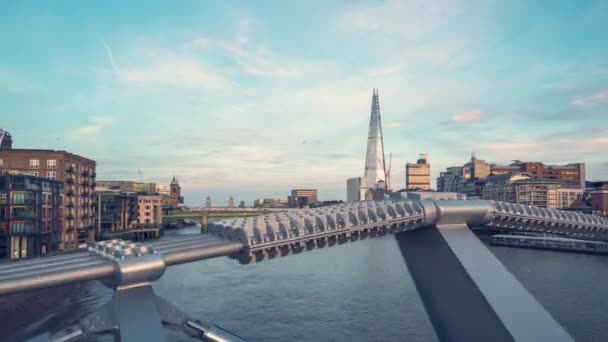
(386, 152, 392, 191)
(138, 168, 143, 183)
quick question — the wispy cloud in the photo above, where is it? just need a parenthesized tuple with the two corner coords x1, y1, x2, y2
(217, 15, 311, 78)
(570, 90, 608, 106)
(191, 36, 211, 49)
(102, 40, 121, 76)
(452, 110, 482, 124)
(0, 68, 38, 93)
(115, 51, 230, 91)
(384, 122, 401, 128)
(71, 117, 114, 137)
(477, 136, 608, 161)
(342, 0, 461, 39)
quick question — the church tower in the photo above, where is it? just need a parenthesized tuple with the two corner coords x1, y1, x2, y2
(170, 173, 183, 204)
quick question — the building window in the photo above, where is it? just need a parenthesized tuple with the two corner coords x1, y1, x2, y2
(47, 160, 57, 169)
(29, 159, 40, 169)
(0, 193, 7, 204)
(30, 171, 39, 177)
(11, 192, 25, 204)
(0, 159, 3, 167)
(47, 171, 57, 179)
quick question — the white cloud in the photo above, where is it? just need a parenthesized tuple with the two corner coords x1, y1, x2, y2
(452, 110, 482, 124)
(118, 54, 229, 91)
(0, 68, 38, 93)
(342, 0, 461, 39)
(191, 36, 211, 48)
(71, 117, 114, 137)
(216, 15, 312, 78)
(570, 90, 608, 106)
(384, 122, 401, 128)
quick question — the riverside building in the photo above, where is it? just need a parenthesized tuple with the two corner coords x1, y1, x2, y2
(0, 148, 96, 250)
(0, 171, 62, 259)
(405, 154, 431, 190)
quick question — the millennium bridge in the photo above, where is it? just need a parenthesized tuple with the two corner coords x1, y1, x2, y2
(2, 198, 608, 341)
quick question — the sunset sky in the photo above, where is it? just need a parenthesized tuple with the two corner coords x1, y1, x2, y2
(1, 1, 607, 205)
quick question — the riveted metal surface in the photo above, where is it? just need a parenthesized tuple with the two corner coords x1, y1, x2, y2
(91, 240, 166, 288)
(208, 200, 428, 264)
(488, 201, 608, 240)
(207, 199, 608, 264)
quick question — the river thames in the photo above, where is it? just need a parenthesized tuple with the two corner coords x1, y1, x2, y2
(7, 227, 608, 341)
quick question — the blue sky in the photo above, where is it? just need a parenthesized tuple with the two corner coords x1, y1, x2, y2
(1, 1, 607, 206)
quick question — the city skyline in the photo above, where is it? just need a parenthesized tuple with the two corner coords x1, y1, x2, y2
(1, 1, 607, 205)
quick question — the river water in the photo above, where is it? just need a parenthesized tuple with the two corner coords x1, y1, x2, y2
(9, 227, 608, 341)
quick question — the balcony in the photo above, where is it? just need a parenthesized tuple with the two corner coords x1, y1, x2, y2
(66, 214, 74, 220)
(66, 178, 74, 185)
(81, 170, 88, 177)
(10, 213, 36, 220)
(66, 190, 75, 196)
(66, 202, 75, 208)
(81, 180, 89, 187)
(81, 191, 89, 197)
(11, 225, 38, 234)
(12, 199, 37, 206)
(66, 166, 75, 173)
(91, 182, 97, 188)
(91, 172, 96, 178)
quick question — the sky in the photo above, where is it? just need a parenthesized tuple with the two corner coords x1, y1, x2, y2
(1, 1, 607, 206)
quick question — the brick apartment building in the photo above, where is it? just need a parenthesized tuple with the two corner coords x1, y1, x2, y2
(0, 149, 96, 250)
(0, 171, 62, 259)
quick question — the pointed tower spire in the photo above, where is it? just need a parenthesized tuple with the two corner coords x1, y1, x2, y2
(171, 172, 178, 185)
(364, 88, 386, 189)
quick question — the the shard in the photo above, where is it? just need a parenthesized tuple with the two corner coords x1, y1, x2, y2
(364, 88, 386, 189)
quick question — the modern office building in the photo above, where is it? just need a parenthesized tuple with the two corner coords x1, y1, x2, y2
(96, 180, 156, 194)
(288, 189, 318, 207)
(491, 161, 585, 189)
(228, 197, 235, 208)
(482, 173, 561, 208)
(137, 195, 163, 225)
(0, 149, 96, 250)
(347, 177, 369, 202)
(405, 154, 431, 190)
(253, 198, 288, 208)
(0, 171, 62, 260)
(96, 191, 138, 235)
(437, 166, 468, 193)
(464, 154, 491, 180)
(557, 188, 585, 210)
(437, 156, 586, 196)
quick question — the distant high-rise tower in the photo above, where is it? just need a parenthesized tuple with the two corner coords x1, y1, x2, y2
(0, 129, 12, 150)
(364, 89, 386, 189)
(228, 196, 235, 208)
